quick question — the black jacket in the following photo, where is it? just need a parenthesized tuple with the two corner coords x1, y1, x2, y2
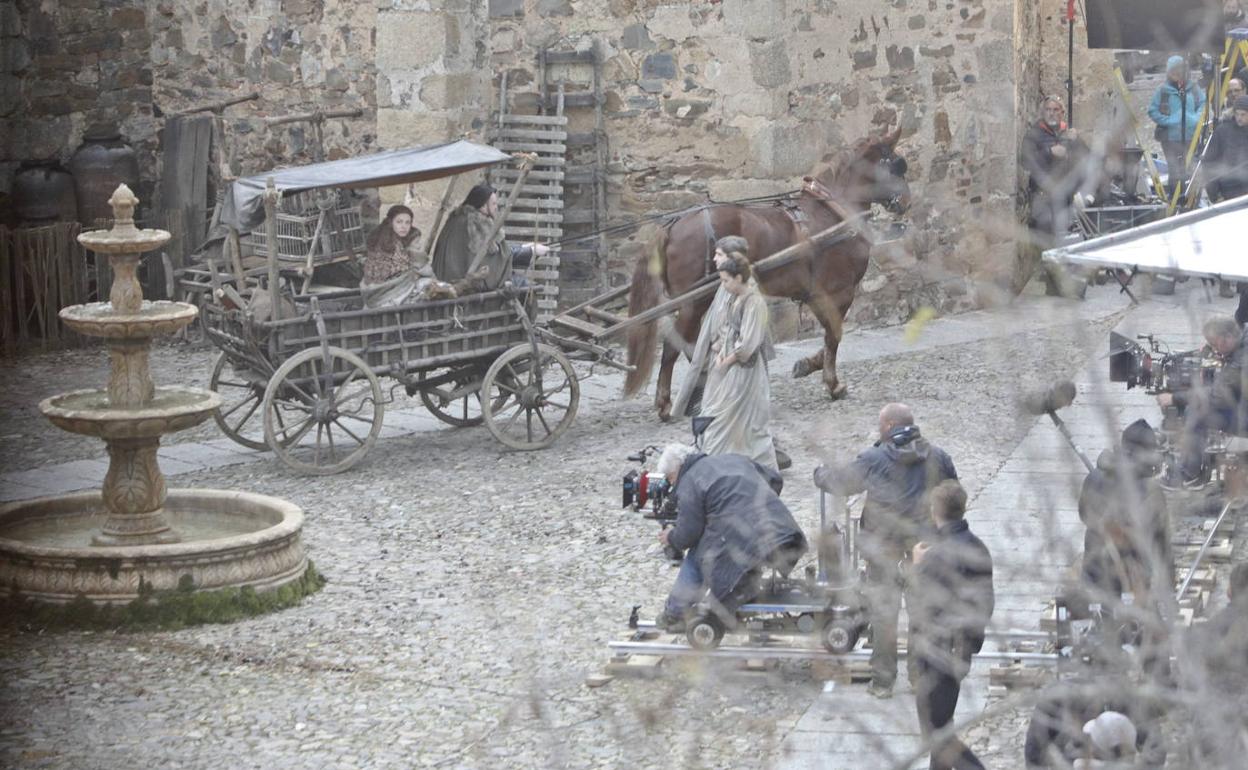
(814, 427, 957, 547)
(668, 453, 807, 603)
(1077, 449, 1173, 604)
(909, 519, 994, 677)
(1021, 120, 1089, 198)
(1202, 119, 1248, 201)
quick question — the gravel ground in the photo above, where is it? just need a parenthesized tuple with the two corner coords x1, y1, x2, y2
(0, 308, 1117, 769)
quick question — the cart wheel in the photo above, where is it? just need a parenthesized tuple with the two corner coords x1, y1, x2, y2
(209, 352, 309, 451)
(416, 367, 501, 428)
(480, 343, 580, 451)
(821, 618, 860, 655)
(262, 346, 384, 475)
(686, 613, 725, 650)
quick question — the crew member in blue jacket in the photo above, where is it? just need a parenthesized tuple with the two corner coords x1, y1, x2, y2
(1148, 55, 1206, 197)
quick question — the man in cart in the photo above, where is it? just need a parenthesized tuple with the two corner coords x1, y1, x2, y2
(431, 184, 550, 294)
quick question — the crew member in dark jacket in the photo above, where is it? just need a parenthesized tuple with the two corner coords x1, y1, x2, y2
(814, 403, 958, 697)
(1202, 95, 1248, 202)
(655, 445, 807, 629)
(1078, 420, 1174, 612)
(1157, 316, 1248, 484)
(909, 480, 993, 770)
(1022, 95, 1091, 238)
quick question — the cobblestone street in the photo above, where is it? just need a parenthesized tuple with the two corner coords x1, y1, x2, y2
(0, 282, 1229, 769)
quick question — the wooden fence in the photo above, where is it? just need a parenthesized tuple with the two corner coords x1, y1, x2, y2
(0, 222, 111, 356)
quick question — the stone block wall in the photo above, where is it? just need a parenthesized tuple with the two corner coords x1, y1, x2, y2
(1, 0, 155, 202)
(4, 0, 1128, 330)
(488, 0, 1027, 325)
(147, 0, 378, 184)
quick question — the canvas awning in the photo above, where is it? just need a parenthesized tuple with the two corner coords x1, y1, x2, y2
(220, 140, 511, 231)
(1043, 195, 1248, 280)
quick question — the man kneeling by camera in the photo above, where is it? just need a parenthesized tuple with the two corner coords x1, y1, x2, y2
(653, 444, 807, 632)
(1156, 315, 1248, 488)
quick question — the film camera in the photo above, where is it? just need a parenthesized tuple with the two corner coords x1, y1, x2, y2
(1109, 331, 1218, 396)
(622, 445, 682, 560)
(622, 446, 677, 524)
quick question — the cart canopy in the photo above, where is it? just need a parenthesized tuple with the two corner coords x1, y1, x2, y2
(221, 140, 511, 231)
(1043, 195, 1248, 281)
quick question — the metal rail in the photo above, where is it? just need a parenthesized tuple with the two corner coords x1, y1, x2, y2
(606, 639, 1060, 664)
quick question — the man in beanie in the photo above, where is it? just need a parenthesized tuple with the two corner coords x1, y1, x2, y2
(430, 184, 550, 294)
(1148, 56, 1205, 196)
(1201, 94, 1248, 202)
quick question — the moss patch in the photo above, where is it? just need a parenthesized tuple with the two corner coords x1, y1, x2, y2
(3, 561, 326, 632)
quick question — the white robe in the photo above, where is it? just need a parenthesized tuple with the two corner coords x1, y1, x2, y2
(699, 286, 777, 470)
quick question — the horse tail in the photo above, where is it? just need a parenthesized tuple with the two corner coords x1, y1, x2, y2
(624, 224, 670, 396)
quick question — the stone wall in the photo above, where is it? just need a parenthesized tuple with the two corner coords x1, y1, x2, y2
(1, 0, 155, 202)
(4, 0, 1083, 330)
(148, 0, 379, 178)
(487, 0, 1026, 326)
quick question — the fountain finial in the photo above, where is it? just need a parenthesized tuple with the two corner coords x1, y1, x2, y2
(108, 184, 139, 236)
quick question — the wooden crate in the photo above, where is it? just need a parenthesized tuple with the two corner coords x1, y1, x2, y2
(242, 195, 365, 264)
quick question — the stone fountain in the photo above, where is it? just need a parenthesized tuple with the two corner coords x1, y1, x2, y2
(0, 185, 313, 611)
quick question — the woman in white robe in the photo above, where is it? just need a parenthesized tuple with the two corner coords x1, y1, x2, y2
(700, 244, 778, 470)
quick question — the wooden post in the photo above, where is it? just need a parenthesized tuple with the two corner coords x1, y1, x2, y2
(425, 175, 460, 254)
(227, 226, 246, 287)
(264, 177, 282, 323)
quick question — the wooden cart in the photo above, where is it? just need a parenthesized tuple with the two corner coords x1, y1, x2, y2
(203, 286, 581, 474)
(204, 140, 587, 474)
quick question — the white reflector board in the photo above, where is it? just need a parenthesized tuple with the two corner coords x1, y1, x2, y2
(1043, 194, 1248, 281)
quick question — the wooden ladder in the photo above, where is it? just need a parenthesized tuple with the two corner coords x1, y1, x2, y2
(491, 87, 566, 323)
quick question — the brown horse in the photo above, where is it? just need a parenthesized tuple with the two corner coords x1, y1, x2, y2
(623, 128, 911, 420)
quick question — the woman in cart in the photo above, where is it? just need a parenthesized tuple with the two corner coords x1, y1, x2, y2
(359, 205, 456, 308)
(699, 240, 779, 470)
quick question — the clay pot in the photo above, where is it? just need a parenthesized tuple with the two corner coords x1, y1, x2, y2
(12, 160, 78, 223)
(69, 123, 140, 227)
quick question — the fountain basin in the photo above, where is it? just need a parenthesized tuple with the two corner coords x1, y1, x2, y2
(40, 386, 221, 439)
(60, 300, 198, 338)
(78, 227, 170, 254)
(0, 489, 307, 604)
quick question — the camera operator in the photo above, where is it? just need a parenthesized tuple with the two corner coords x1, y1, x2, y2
(652, 444, 807, 631)
(908, 480, 993, 770)
(813, 403, 958, 698)
(1156, 315, 1248, 488)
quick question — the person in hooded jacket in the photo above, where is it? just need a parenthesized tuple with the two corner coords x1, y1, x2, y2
(1078, 419, 1174, 611)
(814, 403, 959, 698)
(653, 444, 807, 630)
(1147, 56, 1206, 197)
